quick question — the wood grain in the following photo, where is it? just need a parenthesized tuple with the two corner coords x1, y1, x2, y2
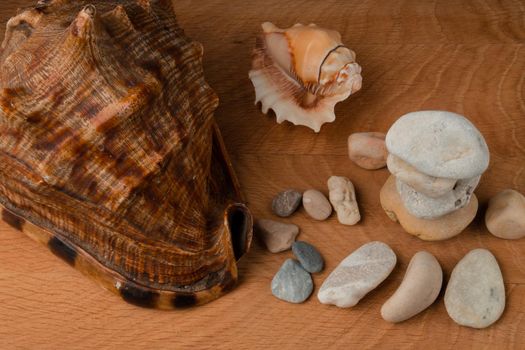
(0, 0, 524, 349)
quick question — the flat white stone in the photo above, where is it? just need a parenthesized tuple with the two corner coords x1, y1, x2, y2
(317, 241, 396, 307)
(386, 111, 489, 179)
(445, 249, 505, 329)
(387, 154, 456, 198)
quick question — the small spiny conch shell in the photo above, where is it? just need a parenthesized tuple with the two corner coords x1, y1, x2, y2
(0, 0, 253, 309)
(249, 22, 362, 132)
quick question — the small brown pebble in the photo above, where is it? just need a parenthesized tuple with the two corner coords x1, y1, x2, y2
(348, 132, 387, 170)
(272, 189, 302, 217)
(254, 219, 299, 253)
(485, 189, 525, 239)
(302, 189, 332, 221)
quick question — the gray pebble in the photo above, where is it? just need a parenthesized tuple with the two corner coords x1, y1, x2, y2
(292, 241, 324, 273)
(271, 259, 313, 303)
(272, 190, 302, 217)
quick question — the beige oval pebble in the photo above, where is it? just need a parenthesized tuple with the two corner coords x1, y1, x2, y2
(254, 219, 299, 253)
(380, 175, 477, 240)
(381, 251, 442, 323)
(485, 189, 525, 239)
(303, 189, 332, 221)
(445, 249, 505, 329)
(348, 132, 387, 170)
(327, 176, 360, 225)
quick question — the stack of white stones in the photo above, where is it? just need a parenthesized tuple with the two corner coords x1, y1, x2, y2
(380, 111, 490, 240)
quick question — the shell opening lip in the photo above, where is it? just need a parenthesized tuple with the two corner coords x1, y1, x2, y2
(226, 204, 253, 261)
(317, 44, 346, 84)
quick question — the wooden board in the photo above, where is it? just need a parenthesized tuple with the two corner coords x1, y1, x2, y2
(1, 0, 524, 348)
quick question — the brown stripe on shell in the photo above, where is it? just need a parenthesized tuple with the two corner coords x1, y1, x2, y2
(172, 293, 197, 308)
(219, 270, 236, 293)
(119, 283, 160, 308)
(0, 88, 24, 114)
(48, 237, 78, 266)
(25, 111, 43, 124)
(1, 208, 25, 231)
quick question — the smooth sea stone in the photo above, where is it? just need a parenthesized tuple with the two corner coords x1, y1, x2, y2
(380, 175, 477, 241)
(445, 249, 505, 329)
(396, 175, 480, 219)
(272, 189, 302, 217)
(327, 176, 360, 225)
(386, 111, 489, 179)
(485, 189, 525, 239)
(255, 219, 299, 253)
(271, 259, 313, 303)
(381, 251, 443, 323)
(387, 154, 456, 198)
(347, 132, 387, 170)
(302, 189, 332, 221)
(317, 241, 396, 308)
(292, 241, 324, 273)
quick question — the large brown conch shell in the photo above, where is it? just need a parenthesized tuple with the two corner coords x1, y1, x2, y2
(0, 0, 253, 309)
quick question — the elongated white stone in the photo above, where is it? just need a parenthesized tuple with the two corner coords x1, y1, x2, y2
(318, 241, 396, 307)
(381, 251, 442, 322)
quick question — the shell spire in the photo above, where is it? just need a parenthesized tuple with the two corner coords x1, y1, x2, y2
(136, 0, 151, 11)
(0, 0, 252, 309)
(249, 22, 362, 132)
(70, 5, 96, 38)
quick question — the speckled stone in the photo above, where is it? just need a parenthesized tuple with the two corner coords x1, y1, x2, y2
(292, 241, 324, 273)
(271, 259, 313, 303)
(272, 189, 302, 217)
(445, 249, 505, 329)
(396, 175, 480, 219)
